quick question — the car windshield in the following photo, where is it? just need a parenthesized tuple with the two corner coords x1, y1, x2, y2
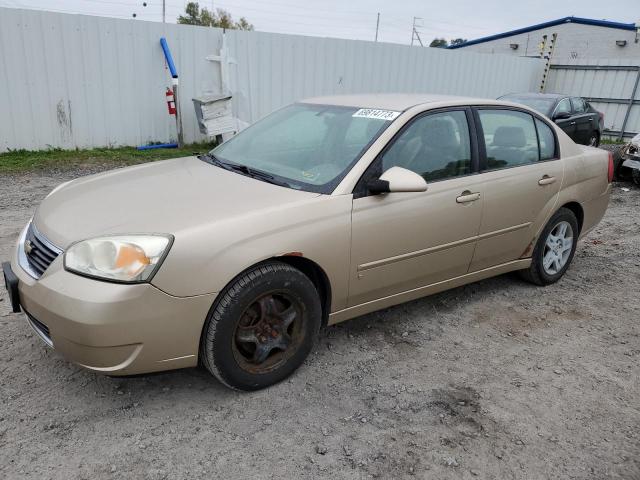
(499, 95, 557, 116)
(208, 103, 393, 193)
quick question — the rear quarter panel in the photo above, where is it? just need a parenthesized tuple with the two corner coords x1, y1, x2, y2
(556, 135, 610, 237)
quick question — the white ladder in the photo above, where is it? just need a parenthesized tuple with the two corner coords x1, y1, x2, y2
(539, 33, 557, 92)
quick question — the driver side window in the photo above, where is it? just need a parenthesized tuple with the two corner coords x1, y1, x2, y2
(554, 98, 572, 117)
(381, 110, 472, 182)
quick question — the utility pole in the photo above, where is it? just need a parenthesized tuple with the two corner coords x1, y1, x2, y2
(162, 0, 165, 23)
(375, 13, 380, 42)
(411, 17, 423, 47)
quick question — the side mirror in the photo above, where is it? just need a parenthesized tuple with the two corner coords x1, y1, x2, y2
(553, 111, 572, 120)
(367, 166, 428, 194)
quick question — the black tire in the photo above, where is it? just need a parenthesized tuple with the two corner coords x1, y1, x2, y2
(200, 261, 321, 391)
(588, 131, 600, 147)
(519, 208, 579, 286)
(612, 147, 625, 180)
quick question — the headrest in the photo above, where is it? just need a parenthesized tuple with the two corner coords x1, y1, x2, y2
(422, 118, 458, 149)
(492, 126, 526, 148)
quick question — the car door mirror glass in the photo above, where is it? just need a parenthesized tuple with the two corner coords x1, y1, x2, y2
(368, 166, 428, 194)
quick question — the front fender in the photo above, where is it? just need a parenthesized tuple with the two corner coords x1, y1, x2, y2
(151, 195, 353, 312)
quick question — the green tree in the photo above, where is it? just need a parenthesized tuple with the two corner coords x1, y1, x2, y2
(177, 2, 253, 30)
(429, 38, 448, 48)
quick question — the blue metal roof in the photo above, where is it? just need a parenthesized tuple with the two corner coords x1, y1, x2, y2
(447, 16, 637, 49)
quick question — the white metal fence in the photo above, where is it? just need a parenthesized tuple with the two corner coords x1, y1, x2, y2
(0, 7, 544, 152)
(545, 59, 640, 139)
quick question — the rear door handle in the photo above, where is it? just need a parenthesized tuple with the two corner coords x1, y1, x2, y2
(570, 121, 576, 125)
(538, 175, 556, 186)
(456, 191, 481, 203)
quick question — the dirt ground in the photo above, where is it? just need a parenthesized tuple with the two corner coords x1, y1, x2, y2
(1, 164, 639, 480)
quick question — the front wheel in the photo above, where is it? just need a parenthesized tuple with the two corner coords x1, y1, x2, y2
(200, 261, 322, 391)
(519, 208, 579, 286)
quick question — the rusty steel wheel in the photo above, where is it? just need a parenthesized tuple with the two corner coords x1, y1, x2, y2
(200, 261, 322, 391)
(232, 292, 304, 374)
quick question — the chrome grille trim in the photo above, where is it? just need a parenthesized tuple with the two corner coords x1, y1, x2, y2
(25, 312, 54, 348)
(18, 222, 63, 279)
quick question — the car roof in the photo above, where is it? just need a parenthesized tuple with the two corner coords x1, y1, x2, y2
(501, 92, 569, 100)
(301, 93, 492, 111)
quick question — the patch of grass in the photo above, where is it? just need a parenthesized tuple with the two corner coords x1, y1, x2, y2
(0, 142, 216, 174)
(600, 138, 627, 145)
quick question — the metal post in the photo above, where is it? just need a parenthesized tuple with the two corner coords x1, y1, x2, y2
(173, 83, 184, 147)
(411, 17, 423, 47)
(375, 13, 380, 42)
(162, 0, 165, 23)
(619, 67, 640, 140)
(411, 17, 416, 46)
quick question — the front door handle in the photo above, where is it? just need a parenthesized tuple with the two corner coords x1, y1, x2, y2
(570, 121, 576, 125)
(538, 175, 556, 186)
(456, 191, 481, 203)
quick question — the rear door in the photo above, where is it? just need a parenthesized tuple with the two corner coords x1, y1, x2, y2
(552, 98, 576, 141)
(570, 97, 594, 145)
(469, 108, 564, 271)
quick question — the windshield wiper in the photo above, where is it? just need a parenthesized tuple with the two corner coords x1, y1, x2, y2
(199, 153, 292, 188)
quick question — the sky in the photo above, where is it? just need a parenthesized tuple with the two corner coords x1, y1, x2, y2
(0, 0, 637, 45)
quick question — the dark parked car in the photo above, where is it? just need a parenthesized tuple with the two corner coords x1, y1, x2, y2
(498, 93, 603, 147)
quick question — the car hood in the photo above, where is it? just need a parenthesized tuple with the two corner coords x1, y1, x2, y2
(33, 156, 320, 248)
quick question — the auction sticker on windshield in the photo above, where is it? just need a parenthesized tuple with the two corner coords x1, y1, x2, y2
(352, 109, 401, 121)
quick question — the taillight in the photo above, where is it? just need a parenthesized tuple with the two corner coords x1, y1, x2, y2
(607, 152, 614, 183)
(598, 111, 604, 125)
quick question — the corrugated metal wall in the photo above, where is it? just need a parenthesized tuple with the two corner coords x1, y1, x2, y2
(545, 59, 640, 138)
(225, 30, 544, 124)
(0, 7, 544, 152)
(0, 8, 224, 152)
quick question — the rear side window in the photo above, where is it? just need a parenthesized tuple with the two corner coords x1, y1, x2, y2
(535, 119, 556, 160)
(571, 97, 586, 113)
(478, 110, 539, 169)
(380, 110, 472, 182)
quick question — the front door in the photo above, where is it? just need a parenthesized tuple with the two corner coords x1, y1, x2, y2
(552, 98, 576, 141)
(349, 109, 483, 307)
(469, 108, 564, 272)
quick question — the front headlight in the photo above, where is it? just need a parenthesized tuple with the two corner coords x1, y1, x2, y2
(64, 235, 173, 283)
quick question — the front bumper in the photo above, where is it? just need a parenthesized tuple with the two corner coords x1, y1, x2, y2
(5, 243, 216, 376)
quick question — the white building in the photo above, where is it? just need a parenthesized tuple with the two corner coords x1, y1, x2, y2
(448, 16, 640, 62)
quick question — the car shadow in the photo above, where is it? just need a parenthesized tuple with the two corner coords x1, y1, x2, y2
(28, 272, 528, 400)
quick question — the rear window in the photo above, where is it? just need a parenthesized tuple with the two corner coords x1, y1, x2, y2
(571, 97, 586, 113)
(535, 119, 556, 160)
(478, 109, 539, 169)
(499, 95, 556, 116)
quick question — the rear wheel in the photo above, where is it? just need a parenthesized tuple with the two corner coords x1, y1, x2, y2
(200, 261, 321, 391)
(588, 131, 600, 147)
(519, 208, 579, 286)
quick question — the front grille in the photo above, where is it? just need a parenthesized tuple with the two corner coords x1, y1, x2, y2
(25, 311, 53, 347)
(24, 224, 60, 278)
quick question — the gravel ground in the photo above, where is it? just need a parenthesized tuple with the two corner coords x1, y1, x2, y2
(1, 165, 639, 480)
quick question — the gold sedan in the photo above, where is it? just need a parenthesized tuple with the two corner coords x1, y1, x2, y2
(2, 94, 612, 390)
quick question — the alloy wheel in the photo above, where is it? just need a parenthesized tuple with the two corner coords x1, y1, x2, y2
(542, 221, 574, 275)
